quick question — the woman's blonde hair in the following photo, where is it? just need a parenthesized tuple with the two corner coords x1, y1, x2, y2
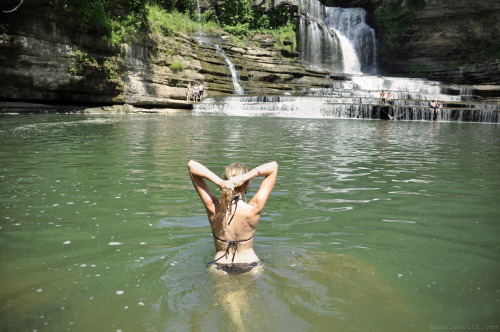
(223, 163, 248, 182)
(212, 163, 248, 234)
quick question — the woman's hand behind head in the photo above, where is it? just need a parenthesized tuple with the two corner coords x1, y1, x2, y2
(220, 180, 235, 191)
(230, 175, 247, 188)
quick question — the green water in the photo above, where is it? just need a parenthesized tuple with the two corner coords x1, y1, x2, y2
(1, 114, 499, 331)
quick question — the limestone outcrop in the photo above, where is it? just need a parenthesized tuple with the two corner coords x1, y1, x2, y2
(0, 0, 498, 112)
(0, 0, 336, 109)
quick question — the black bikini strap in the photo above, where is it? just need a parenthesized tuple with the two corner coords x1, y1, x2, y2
(226, 195, 240, 226)
(212, 233, 254, 263)
(212, 233, 254, 244)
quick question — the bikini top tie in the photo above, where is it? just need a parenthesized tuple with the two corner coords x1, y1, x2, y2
(212, 233, 254, 263)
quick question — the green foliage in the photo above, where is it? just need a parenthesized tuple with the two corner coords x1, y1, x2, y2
(216, 0, 293, 36)
(68, 49, 122, 80)
(376, 0, 424, 54)
(211, 0, 296, 49)
(146, 3, 217, 36)
(63, 0, 296, 52)
(224, 23, 251, 38)
(103, 59, 122, 80)
(63, 0, 147, 44)
(170, 60, 184, 72)
(151, 0, 196, 13)
(217, 0, 254, 28)
(267, 22, 296, 51)
(68, 49, 96, 75)
(261, 6, 292, 30)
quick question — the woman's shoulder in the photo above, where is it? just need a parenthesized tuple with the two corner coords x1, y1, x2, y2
(236, 200, 259, 215)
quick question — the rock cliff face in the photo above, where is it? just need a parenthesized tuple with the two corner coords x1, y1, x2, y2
(0, 0, 340, 109)
(0, 0, 125, 106)
(0, 0, 498, 111)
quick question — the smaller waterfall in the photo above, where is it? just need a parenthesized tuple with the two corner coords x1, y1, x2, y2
(215, 45, 244, 95)
(195, 0, 202, 31)
(195, 33, 244, 95)
(193, 0, 243, 95)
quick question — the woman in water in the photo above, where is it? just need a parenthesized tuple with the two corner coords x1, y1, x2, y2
(188, 160, 278, 274)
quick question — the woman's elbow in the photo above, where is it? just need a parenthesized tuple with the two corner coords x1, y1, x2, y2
(270, 161, 278, 172)
(187, 160, 197, 171)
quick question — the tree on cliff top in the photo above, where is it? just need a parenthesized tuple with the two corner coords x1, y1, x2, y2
(62, 0, 148, 44)
(61, 0, 295, 50)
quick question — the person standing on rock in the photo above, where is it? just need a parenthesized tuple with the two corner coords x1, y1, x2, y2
(193, 84, 199, 102)
(379, 90, 386, 104)
(387, 91, 393, 105)
(199, 84, 204, 101)
(186, 82, 192, 102)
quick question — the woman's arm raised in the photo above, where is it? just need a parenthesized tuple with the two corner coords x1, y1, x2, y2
(232, 161, 278, 214)
(188, 160, 233, 215)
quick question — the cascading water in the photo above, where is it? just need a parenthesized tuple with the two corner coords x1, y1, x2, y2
(333, 31, 361, 74)
(193, 0, 243, 94)
(297, 0, 343, 71)
(325, 7, 377, 74)
(194, 36, 244, 95)
(214, 45, 244, 95)
(298, 0, 376, 74)
(193, 0, 498, 123)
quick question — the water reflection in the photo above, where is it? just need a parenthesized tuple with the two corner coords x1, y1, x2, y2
(159, 245, 425, 331)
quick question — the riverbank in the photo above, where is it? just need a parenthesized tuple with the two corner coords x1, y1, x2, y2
(0, 102, 194, 115)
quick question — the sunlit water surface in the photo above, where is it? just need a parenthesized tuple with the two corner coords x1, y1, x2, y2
(0, 114, 499, 331)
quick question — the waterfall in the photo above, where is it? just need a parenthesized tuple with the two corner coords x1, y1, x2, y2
(195, 34, 244, 95)
(195, 0, 202, 31)
(195, 0, 201, 23)
(193, 94, 500, 123)
(325, 7, 377, 73)
(297, 0, 342, 71)
(193, 73, 500, 123)
(215, 45, 244, 95)
(332, 30, 361, 74)
(298, 0, 377, 74)
(192, 0, 499, 123)
(193, 0, 243, 95)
